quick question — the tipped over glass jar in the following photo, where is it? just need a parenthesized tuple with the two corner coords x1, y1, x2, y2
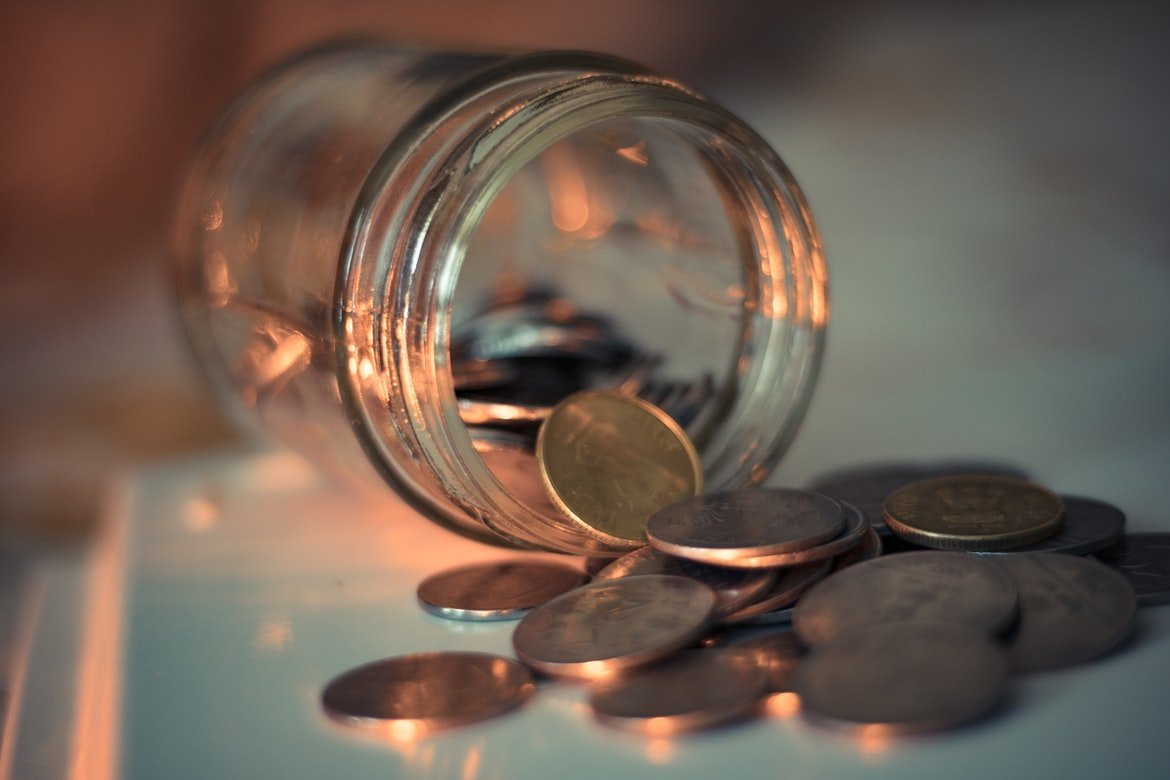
(174, 42, 827, 555)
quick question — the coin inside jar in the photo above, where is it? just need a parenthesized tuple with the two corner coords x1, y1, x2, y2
(645, 489, 846, 565)
(512, 574, 716, 680)
(536, 390, 703, 546)
(321, 652, 535, 732)
(417, 560, 587, 621)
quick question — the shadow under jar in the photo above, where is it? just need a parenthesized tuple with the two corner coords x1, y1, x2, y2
(174, 43, 827, 555)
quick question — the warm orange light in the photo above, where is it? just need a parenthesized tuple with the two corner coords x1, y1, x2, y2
(856, 723, 895, 756)
(765, 692, 802, 719)
(460, 745, 483, 780)
(543, 143, 591, 233)
(616, 141, 649, 166)
(644, 737, 675, 764)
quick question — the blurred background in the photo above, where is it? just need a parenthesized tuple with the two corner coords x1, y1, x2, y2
(2, 0, 1169, 751)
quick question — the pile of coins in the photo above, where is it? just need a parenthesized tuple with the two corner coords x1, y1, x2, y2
(321, 411, 1169, 737)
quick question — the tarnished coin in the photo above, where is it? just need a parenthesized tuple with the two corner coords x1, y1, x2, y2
(588, 649, 769, 733)
(831, 526, 884, 571)
(884, 475, 1064, 551)
(593, 546, 778, 619)
(792, 551, 1019, 646)
(724, 629, 805, 691)
(791, 621, 1007, 734)
(995, 553, 1137, 672)
(719, 558, 832, 625)
(513, 574, 716, 679)
(719, 502, 869, 570)
(1095, 533, 1170, 606)
(646, 489, 847, 566)
(417, 560, 587, 621)
(536, 390, 703, 545)
(972, 496, 1125, 557)
(321, 651, 534, 731)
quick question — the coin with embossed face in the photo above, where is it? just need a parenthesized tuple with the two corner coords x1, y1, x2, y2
(512, 574, 716, 680)
(972, 496, 1125, 557)
(321, 652, 535, 732)
(884, 475, 1064, 551)
(536, 390, 702, 546)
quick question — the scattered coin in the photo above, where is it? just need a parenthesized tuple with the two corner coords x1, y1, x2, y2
(718, 501, 869, 570)
(1094, 533, 1170, 606)
(971, 496, 1125, 557)
(588, 649, 769, 733)
(831, 526, 884, 571)
(722, 629, 805, 691)
(592, 545, 778, 619)
(996, 553, 1138, 672)
(646, 489, 846, 565)
(417, 560, 587, 621)
(321, 651, 535, 731)
(719, 558, 832, 625)
(884, 475, 1065, 552)
(791, 621, 1008, 734)
(536, 390, 703, 546)
(512, 574, 716, 680)
(792, 551, 1019, 646)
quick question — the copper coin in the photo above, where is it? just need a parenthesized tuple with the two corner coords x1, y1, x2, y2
(417, 560, 587, 621)
(718, 501, 869, 570)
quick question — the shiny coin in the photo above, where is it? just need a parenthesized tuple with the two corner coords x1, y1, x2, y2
(792, 551, 1019, 646)
(536, 390, 703, 546)
(513, 574, 716, 680)
(417, 560, 586, 621)
(1095, 533, 1170, 606)
(884, 475, 1065, 552)
(717, 501, 869, 570)
(719, 558, 832, 625)
(646, 489, 846, 565)
(791, 621, 1007, 734)
(996, 553, 1137, 672)
(593, 546, 778, 619)
(972, 496, 1125, 557)
(723, 629, 805, 691)
(588, 649, 769, 734)
(321, 651, 534, 731)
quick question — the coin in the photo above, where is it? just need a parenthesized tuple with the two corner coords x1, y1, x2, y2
(1095, 533, 1170, 606)
(790, 621, 1008, 734)
(321, 651, 535, 731)
(884, 475, 1065, 551)
(593, 545, 778, 619)
(719, 558, 832, 625)
(792, 551, 1019, 646)
(536, 390, 703, 545)
(715, 501, 869, 569)
(417, 560, 587, 621)
(646, 489, 846, 565)
(723, 629, 805, 691)
(972, 496, 1125, 557)
(470, 428, 564, 523)
(588, 649, 769, 733)
(512, 574, 716, 680)
(830, 525, 883, 571)
(995, 553, 1138, 672)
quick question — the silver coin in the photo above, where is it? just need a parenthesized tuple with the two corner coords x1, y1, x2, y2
(724, 629, 805, 691)
(791, 621, 1007, 734)
(792, 551, 1019, 646)
(719, 501, 870, 569)
(646, 489, 847, 565)
(995, 552, 1138, 672)
(513, 574, 717, 679)
(1095, 532, 1170, 606)
(321, 651, 534, 731)
(719, 558, 832, 625)
(972, 496, 1125, 557)
(417, 560, 587, 621)
(593, 546, 778, 619)
(588, 649, 769, 734)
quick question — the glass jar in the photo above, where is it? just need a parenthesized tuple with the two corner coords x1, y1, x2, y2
(174, 42, 828, 555)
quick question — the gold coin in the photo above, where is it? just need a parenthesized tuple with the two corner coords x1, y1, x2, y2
(536, 390, 703, 546)
(883, 475, 1065, 551)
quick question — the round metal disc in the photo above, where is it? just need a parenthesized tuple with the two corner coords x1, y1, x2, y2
(792, 551, 1020, 646)
(536, 390, 703, 545)
(1094, 532, 1170, 606)
(971, 495, 1125, 557)
(646, 489, 846, 565)
(718, 502, 869, 570)
(588, 649, 769, 733)
(593, 545, 778, 619)
(996, 552, 1137, 672)
(417, 560, 587, 621)
(883, 475, 1065, 551)
(513, 574, 716, 680)
(724, 629, 805, 691)
(719, 558, 832, 625)
(791, 621, 1007, 734)
(321, 652, 535, 731)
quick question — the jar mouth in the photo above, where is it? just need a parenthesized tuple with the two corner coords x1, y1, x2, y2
(337, 55, 827, 553)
